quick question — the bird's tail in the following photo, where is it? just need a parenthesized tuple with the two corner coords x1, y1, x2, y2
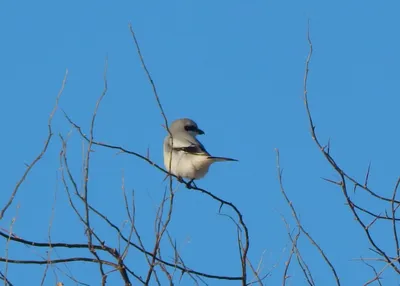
(207, 156, 238, 162)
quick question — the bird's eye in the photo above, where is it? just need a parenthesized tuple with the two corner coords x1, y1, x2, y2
(185, 125, 197, 132)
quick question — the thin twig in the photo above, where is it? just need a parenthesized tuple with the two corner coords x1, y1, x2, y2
(391, 177, 400, 263)
(62, 117, 246, 282)
(82, 57, 109, 283)
(302, 20, 400, 275)
(281, 219, 299, 286)
(128, 23, 169, 131)
(0, 69, 68, 220)
(276, 149, 340, 285)
(4, 207, 19, 286)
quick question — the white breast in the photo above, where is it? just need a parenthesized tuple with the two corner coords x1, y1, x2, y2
(164, 150, 213, 180)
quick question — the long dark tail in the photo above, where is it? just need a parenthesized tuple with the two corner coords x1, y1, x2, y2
(208, 156, 238, 162)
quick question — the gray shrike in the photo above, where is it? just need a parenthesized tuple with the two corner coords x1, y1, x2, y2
(163, 118, 238, 181)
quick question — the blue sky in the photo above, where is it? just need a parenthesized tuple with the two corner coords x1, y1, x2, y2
(1, 1, 400, 285)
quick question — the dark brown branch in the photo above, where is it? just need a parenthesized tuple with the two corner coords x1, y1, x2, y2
(281, 218, 300, 286)
(352, 202, 400, 221)
(362, 257, 400, 285)
(83, 56, 108, 245)
(186, 183, 249, 284)
(364, 162, 372, 188)
(128, 23, 169, 132)
(62, 135, 135, 285)
(302, 21, 400, 275)
(276, 149, 340, 285)
(0, 70, 68, 220)
(63, 113, 168, 175)
(62, 115, 247, 281)
(0, 271, 13, 286)
(120, 179, 135, 261)
(145, 189, 175, 284)
(63, 26, 251, 282)
(0, 257, 117, 267)
(0, 202, 240, 282)
(165, 229, 200, 284)
(360, 258, 383, 286)
(281, 216, 315, 286)
(391, 177, 400, 263)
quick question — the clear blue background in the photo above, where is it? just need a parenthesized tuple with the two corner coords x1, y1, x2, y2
(1, 1, 399, 285)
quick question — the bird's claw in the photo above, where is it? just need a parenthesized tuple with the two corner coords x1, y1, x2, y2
(187, 179, 197, 189)
(176, 177, 197, 189)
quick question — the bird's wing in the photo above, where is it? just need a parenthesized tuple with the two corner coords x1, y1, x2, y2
(174, 144, 207, 155)
(170, 133, 210, 156)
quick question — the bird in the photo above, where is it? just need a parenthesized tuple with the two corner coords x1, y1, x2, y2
(163, 118, 238, 182)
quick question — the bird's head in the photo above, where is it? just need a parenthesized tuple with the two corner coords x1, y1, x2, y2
(169, 118, 205, 136)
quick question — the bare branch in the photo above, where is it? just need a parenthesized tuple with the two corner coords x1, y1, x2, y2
(281, 219, 300, 286)
(364, 162, 372, 188)
(302, 20, 400, 275)
(276, 149, 340, 285)
(0, 69, 68, 220)
(128, 23, 169, 131)
(391, 177, 400, 263)
(0, 257, 118, 267)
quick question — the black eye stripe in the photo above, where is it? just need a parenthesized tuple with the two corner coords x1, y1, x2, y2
(184, 125, 197, 132)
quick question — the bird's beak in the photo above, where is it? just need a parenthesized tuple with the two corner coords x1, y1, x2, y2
(197, 128, 205, 135)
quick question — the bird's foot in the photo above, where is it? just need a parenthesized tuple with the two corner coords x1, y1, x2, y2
(187, 179, 197, 189)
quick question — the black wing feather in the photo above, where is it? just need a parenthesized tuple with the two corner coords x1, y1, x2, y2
(173, 144, 209, 155)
